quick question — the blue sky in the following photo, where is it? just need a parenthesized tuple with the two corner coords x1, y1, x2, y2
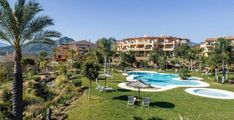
(7, 0, 234, 43)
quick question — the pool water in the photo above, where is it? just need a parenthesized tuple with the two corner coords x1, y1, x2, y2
(128, 72, 200, 87)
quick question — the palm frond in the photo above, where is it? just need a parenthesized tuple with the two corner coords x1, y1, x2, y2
(14, 0, 26, 23)
(19, 0, 43, 36)
(24, 30, 61, 45)
(0, 0, 19, 37)
(23, 16, 54, 39)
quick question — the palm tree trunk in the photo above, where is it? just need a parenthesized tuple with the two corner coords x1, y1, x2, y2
(190, 60, 193, 71)
(104, 56, 107, 87)
(88, 80, 91, 101)
(12, 50, 23, 120)
(222, 59, 225, 84)
(104, 55, 107, 74)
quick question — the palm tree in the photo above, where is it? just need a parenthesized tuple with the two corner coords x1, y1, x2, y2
(149, 50, 160, 69)
(96, 37, 116, 87)
(213, 38, 232, 83)
(0, 0, 60, 119)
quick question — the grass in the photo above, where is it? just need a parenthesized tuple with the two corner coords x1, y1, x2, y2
(67, 69, 234, 120)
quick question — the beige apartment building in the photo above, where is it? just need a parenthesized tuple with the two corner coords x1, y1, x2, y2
(116, 36, 189, 61)
(55, 40, 96, 61)
(200, 36, 234, 57)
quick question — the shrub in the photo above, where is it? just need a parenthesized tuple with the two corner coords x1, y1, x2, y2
(72, 79, 82, 87)
(55, 75, 68, 87)
(58, 64, 67, 75)
(72, 61, 82, 69)
(32, 76, 41, 82)
(0, 89, 12, 103)
(179, 67, 191, 80)
(23, 93, 44, 106)
(33, 82, 54, 100)
(119, 62, 128, 71)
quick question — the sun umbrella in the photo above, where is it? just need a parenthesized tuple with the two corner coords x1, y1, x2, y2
(127, 80, 150, 99)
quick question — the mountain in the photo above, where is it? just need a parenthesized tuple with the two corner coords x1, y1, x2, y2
(0, 42, 7, 47)
(0, 37, 75, 55)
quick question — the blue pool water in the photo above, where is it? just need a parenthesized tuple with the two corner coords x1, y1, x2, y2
(128, 72, 200, 87)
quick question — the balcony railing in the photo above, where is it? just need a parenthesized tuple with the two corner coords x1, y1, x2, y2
(127, 47, 153, 51)
(163, 47, 174, 51)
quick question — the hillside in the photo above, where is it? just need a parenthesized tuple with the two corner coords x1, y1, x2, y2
(0, 37, 75, 55)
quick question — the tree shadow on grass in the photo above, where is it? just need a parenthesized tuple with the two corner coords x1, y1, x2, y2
(117, 88, 131, 92)
(112, 95, 129, 101)
(133, 116, 164, 120)
(150, 101, 175, 108)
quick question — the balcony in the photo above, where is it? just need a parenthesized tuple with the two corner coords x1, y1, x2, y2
(163, 47, 174, 51)
(122, 41, 153, 45)
(127, 47, 153, 51)
(164, 41, 174, 45)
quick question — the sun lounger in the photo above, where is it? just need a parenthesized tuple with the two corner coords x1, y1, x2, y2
(142, 97, 150, 109)
(127, 96, 136, 107)
(96, 83, 114, 92)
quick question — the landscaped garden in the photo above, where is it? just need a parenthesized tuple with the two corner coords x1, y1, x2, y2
(68, 70, 234, 120)
(1, 0, 234, 120)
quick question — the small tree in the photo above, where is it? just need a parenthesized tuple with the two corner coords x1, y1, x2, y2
(83, 62, 100, 100)
(149, 51, 160, 69)
(39, 51, 48, 73)
(179, 67, 191, 80)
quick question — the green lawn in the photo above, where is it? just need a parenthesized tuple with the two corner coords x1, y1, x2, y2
(67, 70, 234, 120)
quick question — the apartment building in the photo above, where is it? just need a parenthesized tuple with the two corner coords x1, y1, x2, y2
(116, 36, 189, 61)
(55, 40, 96, 61)
(200, 36, 234, 57)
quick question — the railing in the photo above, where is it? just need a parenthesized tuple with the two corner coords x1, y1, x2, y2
(127, 47, 153, 51)
(163, 47, 174, 51)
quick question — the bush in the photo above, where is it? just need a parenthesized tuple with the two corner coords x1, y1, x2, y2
(58, 64, 67, 75)
(119, 62, 128, 71)
(55, 75, 68, 87)
(179, 67, 191, 80)
(23, 93, 44, 106)
(33, 82, 54, 100)
(72, 61, 82, 69)
(72, 79, 82, 87)
(32, 76, 41, 82)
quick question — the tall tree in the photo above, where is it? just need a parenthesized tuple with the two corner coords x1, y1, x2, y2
(213, 38, 232, 83)
(96, 37, 116, 87)
(96, 37, 116, 73)
(0, 0, 60, 119)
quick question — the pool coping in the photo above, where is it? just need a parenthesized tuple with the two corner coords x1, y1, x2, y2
(185, 88, 234, 99)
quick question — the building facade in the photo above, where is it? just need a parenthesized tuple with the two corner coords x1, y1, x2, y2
(55, 40, 96, 61)
(200, 36, 234, 57)
(116, 36, 189, 61)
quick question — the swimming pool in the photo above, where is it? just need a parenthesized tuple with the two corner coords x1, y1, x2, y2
(185, 88, 234, 99)
(127, 71, 209, 88)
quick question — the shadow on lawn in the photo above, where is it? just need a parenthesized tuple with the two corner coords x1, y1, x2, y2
(112, 95, 128, 101)
(133, 116, 164, 120)
(151, 101, 175, 108)
(117, 88, 131, 92)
